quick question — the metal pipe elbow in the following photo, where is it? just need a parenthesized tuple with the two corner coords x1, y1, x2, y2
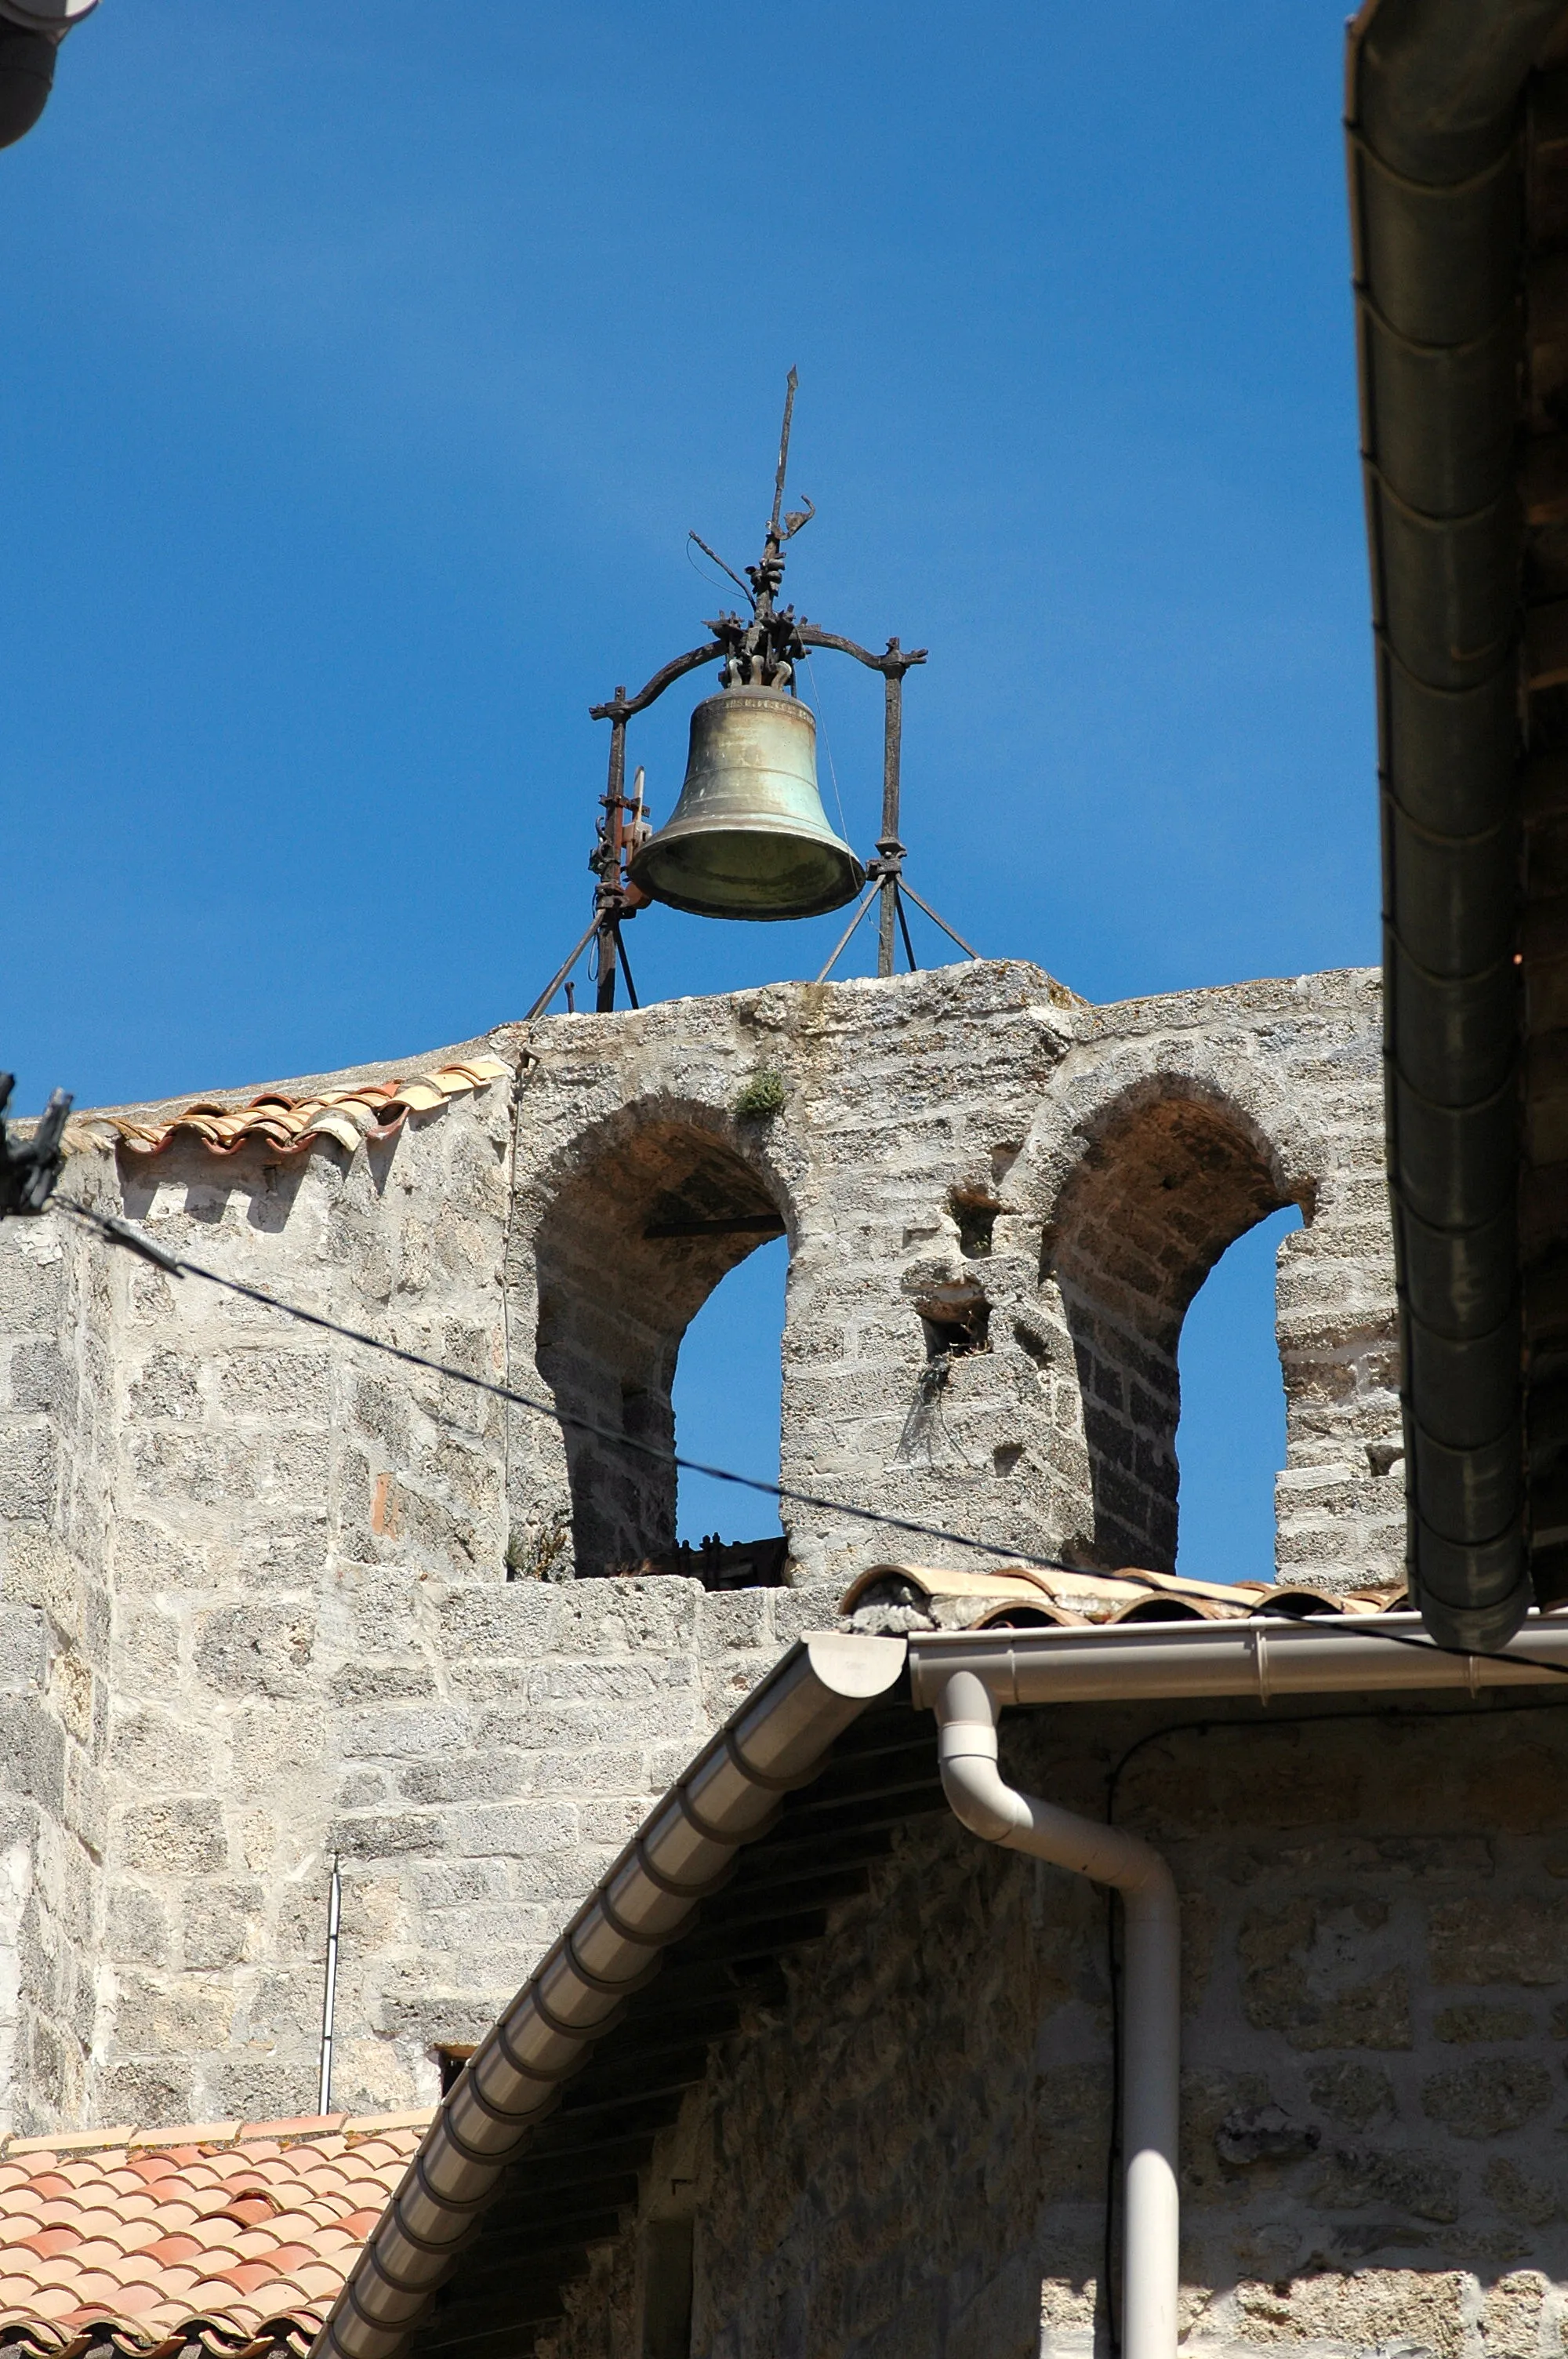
(935, 1670, 1177, 1910)
(938, 1721, 1032, 1845)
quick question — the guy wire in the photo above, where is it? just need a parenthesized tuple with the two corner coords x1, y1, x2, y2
(49, 1196, 1568, 1682)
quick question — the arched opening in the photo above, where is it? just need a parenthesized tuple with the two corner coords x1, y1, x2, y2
(535, 1118, 787, 1578)
(1174, 1203, 1304, 1583)
(1046, 1085, 1303, 1572)
(671, 1234, 788, 1543)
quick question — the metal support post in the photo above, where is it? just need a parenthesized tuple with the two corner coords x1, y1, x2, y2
(877, 667, 904, 979)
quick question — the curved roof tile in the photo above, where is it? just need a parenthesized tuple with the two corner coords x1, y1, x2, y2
(61, 1060, 510, 1165)
(0, 2109, 429, 2356)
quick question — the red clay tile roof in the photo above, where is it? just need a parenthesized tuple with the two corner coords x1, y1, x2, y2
(840, 1561, 1410, 1624)
(0, 2110, 430, 2356)
(61, 1059, 510, 1163)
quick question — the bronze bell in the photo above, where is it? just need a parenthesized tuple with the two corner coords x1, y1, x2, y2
(627, 683, 864, 921)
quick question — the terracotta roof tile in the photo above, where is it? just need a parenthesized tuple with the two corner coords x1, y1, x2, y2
(62, 1059, 510, 1167)
(840, 1558, 1411, 1626)
(0, 2107, 427, 2353)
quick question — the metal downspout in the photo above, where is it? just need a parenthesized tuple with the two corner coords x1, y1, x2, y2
(934, 1670, 1180, 2359)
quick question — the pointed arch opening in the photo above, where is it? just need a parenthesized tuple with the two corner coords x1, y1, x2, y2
(1174, 1202, 1305, 1581)
(1045, 1084, 1307, 1573)
(535, 1118, 788, 1578)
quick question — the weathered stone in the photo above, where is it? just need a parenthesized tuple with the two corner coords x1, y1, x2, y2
(1312, 2141, 1461, 2222)
(105, 1886, 169, 1968)
(1421, 2057, 1553, 2139)
(1307, 2061, 1398, 2127)
(183, 1885, 260, 1972)
(192, 1604, 317, 1699)
(1240, 1898, 1412, 2049)
(1484, 2154, 1562, 2226)
(1433, 2002, 1533, 2043)
(118, 1798, 227, 1877)
(1428, 1893, 1568, 1987)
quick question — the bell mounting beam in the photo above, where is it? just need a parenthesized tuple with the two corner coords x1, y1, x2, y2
(524, 376, 975, 1016)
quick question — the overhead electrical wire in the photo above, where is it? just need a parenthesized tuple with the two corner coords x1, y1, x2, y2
(56, 1197, 1087, 1578)
(49, 1196, 1568, 1682)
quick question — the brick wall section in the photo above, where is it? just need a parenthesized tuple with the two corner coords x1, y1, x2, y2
(0, 961, 1399, 2131)
(318, 1575, 838, 2121)
(536, 1699, 1568, 2359)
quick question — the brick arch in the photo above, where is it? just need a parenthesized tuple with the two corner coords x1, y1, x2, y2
(534, 1110, 790, 1576)
(1043, 1081, 1307, 1572)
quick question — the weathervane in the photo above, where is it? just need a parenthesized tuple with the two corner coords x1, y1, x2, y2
(526, 370, 977, 1018)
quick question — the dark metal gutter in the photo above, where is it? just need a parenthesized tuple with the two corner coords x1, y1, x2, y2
(313, 1633, 908, 2359)
(1348, 0, 1568, 1647)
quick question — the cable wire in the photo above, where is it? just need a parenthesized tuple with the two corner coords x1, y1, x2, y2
(55, 1198, 1086, 1577)
(801, 647, 852, 845)
(48, 1198, 1568, 1682)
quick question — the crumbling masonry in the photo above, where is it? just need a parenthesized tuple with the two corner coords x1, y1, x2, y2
(0, 959, 1401, 2135)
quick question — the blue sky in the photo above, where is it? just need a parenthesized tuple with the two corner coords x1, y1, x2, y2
(2, 1, 1374, 1574)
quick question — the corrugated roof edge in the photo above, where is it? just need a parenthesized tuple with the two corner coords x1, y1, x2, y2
(314, 1631, 908, 2359)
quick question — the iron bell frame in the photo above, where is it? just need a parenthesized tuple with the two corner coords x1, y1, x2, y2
(526, 373, 978, 1018)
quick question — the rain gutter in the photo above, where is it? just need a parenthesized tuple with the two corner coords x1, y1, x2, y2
(906, 1609, 1568, 1709)
(1347, 0, 1568, 1648)
(314, 1631, 906, 2359)
(328, 1615, 1568, 2359)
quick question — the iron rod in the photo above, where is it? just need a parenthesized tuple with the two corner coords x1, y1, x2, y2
(317, 1853, 341, 2115)
(814, 885, 880, 984)
(615, 925, 641, 1010)
(895, 885, 919, 973)
(898, 881, 981, 960)
(771, 366, 798, 538)
(523, 918, 598, 1023)
(595, 716, 628, 1014)
(877, 671, 903, 980)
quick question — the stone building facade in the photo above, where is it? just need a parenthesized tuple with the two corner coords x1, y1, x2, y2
(530, 1697, 1568, 2359)
(0, 958, 1403, 2144)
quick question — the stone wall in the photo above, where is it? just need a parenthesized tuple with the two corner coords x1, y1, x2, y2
(535, 1695, 1568, 2359)
(507, 960, 1401, 1590)
(0, 960, 1403, 2133)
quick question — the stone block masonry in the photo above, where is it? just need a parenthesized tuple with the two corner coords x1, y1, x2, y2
(535, 1701, 1568, 2359)
(0, 960, 1401, 2132)
(510, 960, 1400, 1591)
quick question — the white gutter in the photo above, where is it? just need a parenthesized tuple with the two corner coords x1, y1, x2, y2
(914, 1610, 1568, 2359)
(935, 1669, 1179, 2359)
(906, 1608, 1568, 1711)
(329, 1609, 1568, 2359)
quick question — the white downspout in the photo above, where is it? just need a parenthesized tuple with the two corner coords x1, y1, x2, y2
(935, 1669, 1180, 2359)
